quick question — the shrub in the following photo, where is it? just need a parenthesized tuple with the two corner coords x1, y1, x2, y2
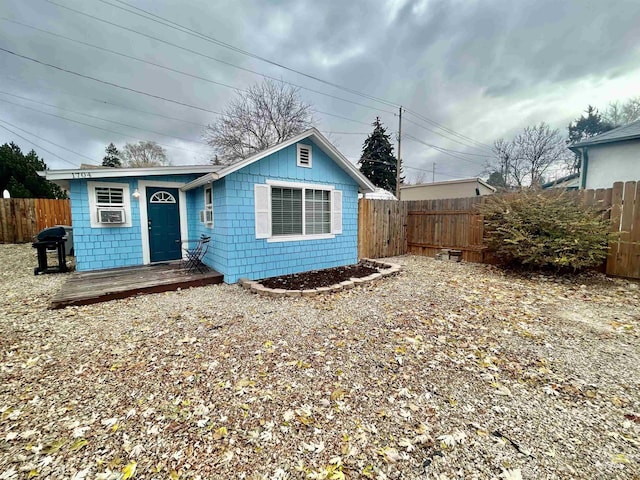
(479, 190, 611, 271)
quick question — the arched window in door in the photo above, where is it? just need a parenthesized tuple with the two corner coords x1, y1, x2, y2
(149, 191, 177, 204)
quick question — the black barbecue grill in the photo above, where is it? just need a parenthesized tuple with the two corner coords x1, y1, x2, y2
(32, 226, 68, 275)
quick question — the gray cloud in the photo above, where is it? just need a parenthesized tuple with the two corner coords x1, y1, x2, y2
(0, 0, 638, 182)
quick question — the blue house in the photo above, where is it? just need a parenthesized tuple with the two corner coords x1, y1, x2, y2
(43, 129, 375, 283)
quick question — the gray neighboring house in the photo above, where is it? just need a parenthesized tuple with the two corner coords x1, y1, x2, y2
(399, 177, 496, 201)
(569, 119, 640, 189)
(541, 173, 580, 190)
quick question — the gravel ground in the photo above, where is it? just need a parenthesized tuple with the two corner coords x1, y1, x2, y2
(0, 243, 639, 480)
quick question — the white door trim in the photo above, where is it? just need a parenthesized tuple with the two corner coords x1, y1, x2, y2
(138, 180, 189, 264)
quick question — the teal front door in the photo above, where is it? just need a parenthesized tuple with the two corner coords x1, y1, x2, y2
(146, 187, 182, 263)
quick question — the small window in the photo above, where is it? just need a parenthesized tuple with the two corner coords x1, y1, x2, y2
(95, 186, 125, 225)
(95, 186, 124, 206)
(88, 182, 131, 228)
(201, 185, 213, 227)
(297, 144, 312, 168)
(149, 191, 176, 203)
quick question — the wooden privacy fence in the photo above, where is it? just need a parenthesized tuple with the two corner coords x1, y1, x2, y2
(405, 197, 485, 263)
(0, 198, 71, 243)
(358, 198, 407, 259)
(358, 181, 640, 280)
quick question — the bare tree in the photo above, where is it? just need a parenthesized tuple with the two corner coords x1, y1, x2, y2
(622, 97, 640, 124)
(489, 123, 572, 187)
(603, 96, 640, 126)
(203, 79, 315, 164)
(122, 141, 170, 167)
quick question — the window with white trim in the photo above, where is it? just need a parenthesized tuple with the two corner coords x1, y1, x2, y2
(200, 185, 213, 227)
(254, 181, 342, 241)
(87, 181, 132, 228)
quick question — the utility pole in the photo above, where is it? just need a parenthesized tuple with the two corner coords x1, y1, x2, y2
(432, 162, 435, 183)
(396, 106, 402, 199)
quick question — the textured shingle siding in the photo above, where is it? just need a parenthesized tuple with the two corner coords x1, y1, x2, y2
(70, 174, 201, 271)
(214, 139, 359, 283)
(69, 140, 361, 281)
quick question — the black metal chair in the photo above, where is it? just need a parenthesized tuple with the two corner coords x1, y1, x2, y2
(181, 235, 211, 273)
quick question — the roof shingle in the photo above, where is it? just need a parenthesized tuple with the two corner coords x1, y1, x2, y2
(570, 119, 640, 149)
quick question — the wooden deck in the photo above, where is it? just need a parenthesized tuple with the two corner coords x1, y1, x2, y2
(50, 262, 223, 309)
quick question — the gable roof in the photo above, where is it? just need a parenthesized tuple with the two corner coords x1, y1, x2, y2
(569, 119, 640, 149)
(40, 164, 222, 190)
(360, 187, 398, 200)
(41, 164, 221, 181)
(182, 128, 375, 193)
(541, 172, 580, 189)
(399, 177, 497, 192)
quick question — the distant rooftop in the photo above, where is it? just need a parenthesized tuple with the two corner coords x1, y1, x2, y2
(359, 187, 397, 200)
(400, 177, 496, 191)
(569, 119, 640, 149)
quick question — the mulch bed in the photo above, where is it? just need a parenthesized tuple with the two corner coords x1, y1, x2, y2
(260, 262, 380, 290)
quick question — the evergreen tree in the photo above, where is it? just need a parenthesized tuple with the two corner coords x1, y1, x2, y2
(102, 142, 122, 167)
(358, 117, 402, 193)
(568, 106, 614, 144)
(567, 106, 614, 172)
(0, 142, 67, 198)
(487, 171, 508, 190)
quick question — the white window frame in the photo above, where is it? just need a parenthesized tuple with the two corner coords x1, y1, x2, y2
(201, 184, 213, 228)
(265, 180, 335, 243)
(297, 143, 312, 168)
(87, 181, 132, 228)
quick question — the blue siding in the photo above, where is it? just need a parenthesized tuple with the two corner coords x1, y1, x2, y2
(214, 140, 359, 283)
(68, 139, 362, 282)
(70, 174, 200, 271)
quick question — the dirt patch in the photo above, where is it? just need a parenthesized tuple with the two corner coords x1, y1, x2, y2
(260, 262, 380, 289)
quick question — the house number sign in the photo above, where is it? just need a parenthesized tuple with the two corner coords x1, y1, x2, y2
(70, 172, 93, 178)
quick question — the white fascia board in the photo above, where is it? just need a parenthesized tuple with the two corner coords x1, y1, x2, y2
(210, 128, 376, 193)
(40, 165, 219, 181)
(477, 178, 497, 192)
(308, 130, 376, 193)
(181, 172, 220, 191)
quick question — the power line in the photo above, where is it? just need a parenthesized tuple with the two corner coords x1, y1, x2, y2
(322, 131, 370, 135)
(43, 0, 491, 153)
(0, 120, 79, 167)
(0, 117, 95, 163)
(0, 90, 208, 146)
(404, 134, 487, 166)
(404, 133, 492, 160)
(0, 44, 370, 129)
(0, 17, 242, 94)
(0, 74, 209, 127)
(348, 156, 471, 180)
(0, 46, 224, 116)
(99, 0, 492, 149)
(403, 116, 493, 153)
(0, 97, 209, 155)
(99, 0, 400, 110)
(404, 108, 493, 151)
(42, 0, 397, 116)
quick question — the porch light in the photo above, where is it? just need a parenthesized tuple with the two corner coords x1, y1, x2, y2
(132, 188, 140, 199)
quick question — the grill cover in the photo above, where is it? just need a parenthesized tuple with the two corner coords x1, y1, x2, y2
(36, 226, 67, 242)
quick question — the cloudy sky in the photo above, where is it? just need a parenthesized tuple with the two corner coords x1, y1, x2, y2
(1, 0, 639, 182)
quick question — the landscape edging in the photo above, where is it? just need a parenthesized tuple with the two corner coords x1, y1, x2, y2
(239, 259, 402, 297)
